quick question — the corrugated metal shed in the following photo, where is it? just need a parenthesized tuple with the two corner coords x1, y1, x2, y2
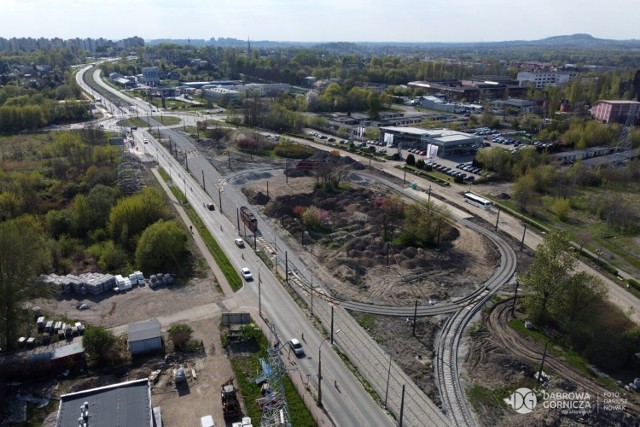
(128, 319, 162, 355)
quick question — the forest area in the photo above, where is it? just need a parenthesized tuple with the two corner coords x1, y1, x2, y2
(0, 130, 193, 352)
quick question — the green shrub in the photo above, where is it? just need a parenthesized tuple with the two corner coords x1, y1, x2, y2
(273, 142, 314, 159)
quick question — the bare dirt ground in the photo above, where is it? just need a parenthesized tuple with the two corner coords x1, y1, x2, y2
(243, 170, 497, 306)
(33, 237, 237, 426)
(34, 276, 219, 330)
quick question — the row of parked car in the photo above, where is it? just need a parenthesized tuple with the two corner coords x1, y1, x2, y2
(427, 160, 476, 182)
(406, 148, 428, 156)
(456, 163, 482, 174)
(309, 131, 336, 143)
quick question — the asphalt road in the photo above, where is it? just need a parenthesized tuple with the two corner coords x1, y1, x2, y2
(138, 132, 395, 426)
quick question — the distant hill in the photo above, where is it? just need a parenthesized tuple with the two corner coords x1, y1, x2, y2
(146, 34, 640, 50)
(484, 33, 640, 49)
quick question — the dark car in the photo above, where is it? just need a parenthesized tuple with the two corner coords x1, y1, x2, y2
(206, 203, 215, 211)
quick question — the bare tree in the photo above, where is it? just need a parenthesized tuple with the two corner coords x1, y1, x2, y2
(575, 229, 592, 254)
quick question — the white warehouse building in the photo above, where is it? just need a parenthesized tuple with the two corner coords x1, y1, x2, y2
(380, 126, 482, 157)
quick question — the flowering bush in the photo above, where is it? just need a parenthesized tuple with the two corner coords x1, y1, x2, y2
(302, 205, 330, 230)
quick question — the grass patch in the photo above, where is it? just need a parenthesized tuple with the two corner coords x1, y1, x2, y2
(118, 117, 149, 128)
(508, 319, 589, 374)
(0, 133, 50, 171)
(158, 168, 242, 291)
(151, 115, 181, 126)
(227, 327, 315, 426)
(357, 314, 376, 330)
(466, 383, 509, 413)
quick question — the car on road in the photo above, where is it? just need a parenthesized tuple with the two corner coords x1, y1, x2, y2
(143, 138, 148, 144)
(241, 267, 253, 281)
(234, 238, 245, 248)
(289, 338, 304, 356)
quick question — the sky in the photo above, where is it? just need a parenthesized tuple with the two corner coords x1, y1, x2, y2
(2, 0, 639, 43)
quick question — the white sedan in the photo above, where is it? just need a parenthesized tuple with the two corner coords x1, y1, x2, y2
(241, 267, 253, 281)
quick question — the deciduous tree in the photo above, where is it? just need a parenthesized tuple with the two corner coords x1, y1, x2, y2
(521, 231, 577, 324)
(135, 220, 189, 273)
(83, 325, 118, 367)
(0, 216, 50, 350)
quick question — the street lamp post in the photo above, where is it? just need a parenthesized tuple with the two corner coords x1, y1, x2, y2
(258, 265, 263, 317)
(317, 338, 328, 407)
(317, 332, 339, 408)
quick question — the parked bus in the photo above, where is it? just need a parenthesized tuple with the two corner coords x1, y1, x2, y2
(464, 192, 492, 210)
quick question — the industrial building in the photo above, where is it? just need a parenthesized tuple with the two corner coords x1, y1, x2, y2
(379, 126, 482, 157)
(56, 378, 154, 427)
(408, 76, 525, 103)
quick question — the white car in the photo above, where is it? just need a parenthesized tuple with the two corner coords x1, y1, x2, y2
(289, 338, 304, 356)
(234, 238, 245, 248)
(241, 267, 253, 281)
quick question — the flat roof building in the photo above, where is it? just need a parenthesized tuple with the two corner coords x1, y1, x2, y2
(408, 77, 525, 103)
(591, 100, 640, 124)
(56, 378, 153, 427)
(380, 126, 482, 157)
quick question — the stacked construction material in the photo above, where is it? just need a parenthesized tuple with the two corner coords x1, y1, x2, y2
(40, 272, 117, 296)
(79, 272, 116, 295)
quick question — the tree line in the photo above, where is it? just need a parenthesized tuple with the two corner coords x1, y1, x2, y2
(521, 231, 640, 372)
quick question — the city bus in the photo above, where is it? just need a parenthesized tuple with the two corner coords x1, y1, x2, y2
(464, 192, 492, 210)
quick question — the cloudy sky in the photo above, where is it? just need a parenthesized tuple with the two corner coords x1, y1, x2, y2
(3, 0, 638, 43)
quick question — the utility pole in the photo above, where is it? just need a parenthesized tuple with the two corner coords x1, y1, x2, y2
(384, 353, 392, 408)
(202, 170, 206, 191)
(398, 385, 406, 427)
(330, 305, 335, 344)
(520, 223, 527, 252)
(512, 279, 520, 317)
(412, 300, 418, 337)
(258, 269, 262, 317)
(494, 206, 501, 232)
(536, 341, 550, 388)
(310, 279, 314, 315)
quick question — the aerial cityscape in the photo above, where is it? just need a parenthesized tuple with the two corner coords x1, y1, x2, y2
(0, 11, 639, 427)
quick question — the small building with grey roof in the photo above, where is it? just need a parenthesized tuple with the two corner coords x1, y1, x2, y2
(128, 319, 162, 356)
